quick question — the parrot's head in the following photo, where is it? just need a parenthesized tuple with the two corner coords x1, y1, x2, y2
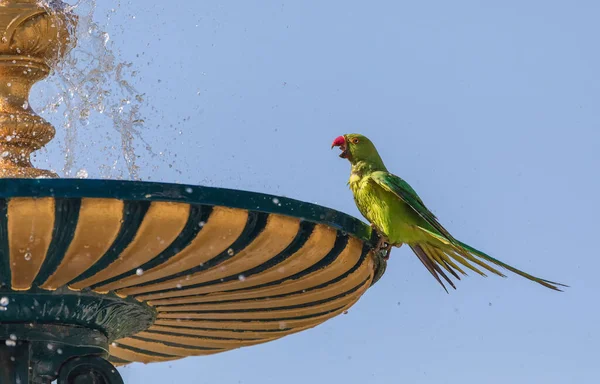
(331, 133, 382, 165)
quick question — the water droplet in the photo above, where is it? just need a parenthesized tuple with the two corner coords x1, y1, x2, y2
(227, 248, 234, 256)
(57, 348, 63, 355)
(198, 221, 205, 227)
(278, 321, 287, 330)
(136, 268, 144, 276)
(5, 340, 15, 347)
(9, 334, 16, 341)
(24, 252, 31, 261)
(238, 274, 246, 282)
(176, 283, 182, 289)
(272, 198, 280, 205)
(184, 187, 193, 193)
(76, 169, 88, 179)
(0, 297, 9, 307)
(47, 343, 54, 351)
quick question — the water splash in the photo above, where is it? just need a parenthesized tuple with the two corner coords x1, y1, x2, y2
(35, 0, 155, 179)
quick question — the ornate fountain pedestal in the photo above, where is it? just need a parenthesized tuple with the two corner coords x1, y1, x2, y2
(0, 324, 120, 383)
(0, 2, 385, 383)
(0, 0, 74, 178)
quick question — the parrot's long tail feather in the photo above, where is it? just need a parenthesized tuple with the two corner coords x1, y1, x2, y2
(454, 240, 569, 291)
(409, 227, 567, 291)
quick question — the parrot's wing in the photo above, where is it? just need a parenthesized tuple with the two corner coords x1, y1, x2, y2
(370, 171, 567, 292)
(370, 171, 455, 241)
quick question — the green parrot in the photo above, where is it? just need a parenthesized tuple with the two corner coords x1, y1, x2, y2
(331, 133, 566, 292)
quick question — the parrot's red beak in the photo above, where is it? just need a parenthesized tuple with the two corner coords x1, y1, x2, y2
(331, 135, 348, 158)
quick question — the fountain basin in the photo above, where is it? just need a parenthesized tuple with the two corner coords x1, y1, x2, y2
(0, 178, 385, 366)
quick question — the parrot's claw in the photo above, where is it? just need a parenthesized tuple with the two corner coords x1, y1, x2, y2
(374, 235, 392, 261)
(382, 243, 392, 261)
(370, 224, 393, 261)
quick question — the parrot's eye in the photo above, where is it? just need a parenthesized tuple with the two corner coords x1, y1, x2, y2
(352, 138, 360, 144)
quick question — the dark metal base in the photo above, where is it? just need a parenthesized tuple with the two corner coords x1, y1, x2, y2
(57, 356, 124, 384)
(0, 324, 123, 384)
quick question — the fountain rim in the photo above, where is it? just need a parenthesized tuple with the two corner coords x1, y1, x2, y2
(0, 178, 376, 244)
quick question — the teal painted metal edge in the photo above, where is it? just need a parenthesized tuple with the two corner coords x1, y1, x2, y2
(0, 178, 387, 285)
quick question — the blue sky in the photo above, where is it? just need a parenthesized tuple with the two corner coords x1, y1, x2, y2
(35, 1, 598, 383)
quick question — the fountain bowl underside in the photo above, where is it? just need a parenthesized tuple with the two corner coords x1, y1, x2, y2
(0, 178, 385, 365)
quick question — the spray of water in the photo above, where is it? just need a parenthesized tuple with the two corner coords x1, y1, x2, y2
(34, 0, 156, 180)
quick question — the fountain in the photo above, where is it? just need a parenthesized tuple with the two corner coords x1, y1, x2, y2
(0, 1, 386, 383)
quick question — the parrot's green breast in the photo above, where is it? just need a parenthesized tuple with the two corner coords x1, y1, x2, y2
(349, 174, 425, 244)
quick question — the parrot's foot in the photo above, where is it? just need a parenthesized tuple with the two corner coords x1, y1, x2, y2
(371, 224, 393, 261)
(383, 243, 392, 261)
(374, 235, 392, 261)
(375, 235, 386, 250)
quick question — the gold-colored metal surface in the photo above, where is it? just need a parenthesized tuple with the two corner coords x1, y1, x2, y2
(0, 0, 75, 177)
(148, 236, 365, 306)
(151, 306, 353, 332)
(136, 331, 275, 349)
(123, 214, 300, 298)
(156, 291, 365, 321)
(146, 325, 289, 340)
(96, 206, 248, 293)
(109, 345, 178, 365)
(41, 198, 124, 290)
(70, 201, 190, 291)
(155, 261, 371, 311)
(151, 224, 338, 298)
(116, 337, 225, 358)
(8, 197, 54, 289)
